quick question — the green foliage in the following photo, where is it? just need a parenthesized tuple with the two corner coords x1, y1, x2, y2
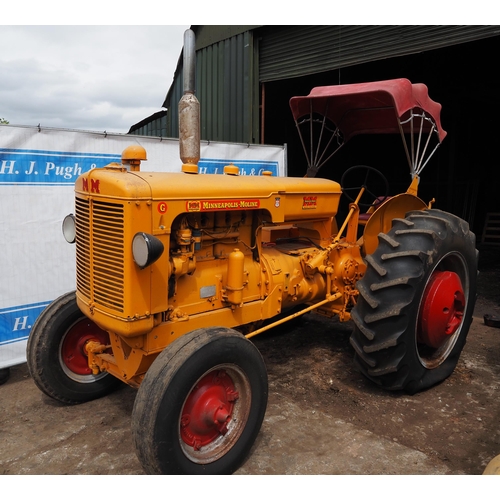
(0, 117, 9, 124)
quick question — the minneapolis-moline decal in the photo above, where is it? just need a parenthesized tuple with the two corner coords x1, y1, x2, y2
(186, 199, 260, 212)
(302, 196, 317, 209)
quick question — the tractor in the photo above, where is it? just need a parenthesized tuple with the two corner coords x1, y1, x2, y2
(26, 30, 477, 474)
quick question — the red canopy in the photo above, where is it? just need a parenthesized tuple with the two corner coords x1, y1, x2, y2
(289, 78, 447, 143)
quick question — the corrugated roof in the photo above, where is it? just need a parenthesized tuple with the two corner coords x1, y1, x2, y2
(258, 25, 500, 81)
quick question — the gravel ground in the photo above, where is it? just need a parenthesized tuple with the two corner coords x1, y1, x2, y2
(1, 246, 499, 476)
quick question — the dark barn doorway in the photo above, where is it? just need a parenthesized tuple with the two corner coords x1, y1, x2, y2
(262, 36, 500, 237)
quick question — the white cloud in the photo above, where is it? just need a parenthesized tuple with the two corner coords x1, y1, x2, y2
(0, 25, 189, 133)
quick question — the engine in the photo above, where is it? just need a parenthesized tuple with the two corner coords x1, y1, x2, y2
(69, 154, 364, 384)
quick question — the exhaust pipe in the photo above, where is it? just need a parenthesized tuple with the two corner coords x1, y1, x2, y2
(179, 29, 200, 174)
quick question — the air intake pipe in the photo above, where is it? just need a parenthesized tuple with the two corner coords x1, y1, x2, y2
(179, 29, 200, 174)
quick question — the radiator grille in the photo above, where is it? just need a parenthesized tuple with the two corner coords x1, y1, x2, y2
(75, 198, 125, 313)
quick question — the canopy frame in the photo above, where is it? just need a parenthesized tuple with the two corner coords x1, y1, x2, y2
(289, 79, 446, 178)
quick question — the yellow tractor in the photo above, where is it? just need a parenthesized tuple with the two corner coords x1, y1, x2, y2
(27, 30, 477, 474)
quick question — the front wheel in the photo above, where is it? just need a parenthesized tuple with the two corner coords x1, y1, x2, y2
(132, 327, 268, 474)
(26, 291, 121, 404)
(350, 209, 478, 393)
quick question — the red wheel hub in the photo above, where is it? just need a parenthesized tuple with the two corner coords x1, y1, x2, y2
(181, 370, 239, 450)
(418, 270, 465, 349)
(60, 320, 110, 375)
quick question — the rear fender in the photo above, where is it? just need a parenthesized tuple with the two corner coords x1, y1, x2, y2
(362, 194, 428, 255)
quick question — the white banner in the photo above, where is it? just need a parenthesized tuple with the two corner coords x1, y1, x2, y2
(0, 124, 286, 368)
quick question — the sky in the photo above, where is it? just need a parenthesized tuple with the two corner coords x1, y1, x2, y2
(0, 25, 190, 134)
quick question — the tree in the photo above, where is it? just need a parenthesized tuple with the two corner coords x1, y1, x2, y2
(0, 117, 9, 124)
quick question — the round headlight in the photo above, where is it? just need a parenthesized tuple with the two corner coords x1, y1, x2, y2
(132, 232, 164, 269)
(62, 214, 76, 244)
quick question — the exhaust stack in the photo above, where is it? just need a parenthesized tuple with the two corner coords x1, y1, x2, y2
(179, 29, 200, 174)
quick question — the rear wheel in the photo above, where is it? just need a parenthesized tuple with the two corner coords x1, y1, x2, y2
(132, 327, 268, 474)
(350, 209, 477, 393)
(26, 291, 121, 404)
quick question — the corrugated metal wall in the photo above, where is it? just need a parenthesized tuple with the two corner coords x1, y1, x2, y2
(129, 112, 168, 137)
(198, 32, 252, 142)
(159, 30, 259, 144)
(258, 25, 500, 82)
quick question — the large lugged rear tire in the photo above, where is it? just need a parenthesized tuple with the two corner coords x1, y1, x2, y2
(26, 291, 121, 404)
(350, 209, 478, 393)
(132, 327, 268, 474)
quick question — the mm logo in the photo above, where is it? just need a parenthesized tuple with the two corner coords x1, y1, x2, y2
(82, 178, 100, 193)
(186, 200, 201, 212)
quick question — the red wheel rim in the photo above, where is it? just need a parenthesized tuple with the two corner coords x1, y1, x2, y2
(60, 319, 110, 375)
(178, 363, 252, 465)
(418, 270, 465, 349)
(180, 369, 239, 450)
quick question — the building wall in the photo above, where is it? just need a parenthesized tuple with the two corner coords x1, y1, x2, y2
(195, 30, 259, 143)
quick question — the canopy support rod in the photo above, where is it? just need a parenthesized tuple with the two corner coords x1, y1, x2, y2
(309, 100, 314, 172)
(416, 134, 440, 175)
(294, 119, 312, 172)
(414, 112, 425, 172)
(316, 128, 342, 169)
(398, 119, 414, 176)
(416, 123, 435, 174)
(410, 112, 415, 173)
(316, 139, 344, 172)
(313, 100, 330, 168)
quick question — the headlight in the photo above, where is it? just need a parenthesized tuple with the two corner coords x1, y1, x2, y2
(62, 214, 76, 244)
(132, 232, 164, 269)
